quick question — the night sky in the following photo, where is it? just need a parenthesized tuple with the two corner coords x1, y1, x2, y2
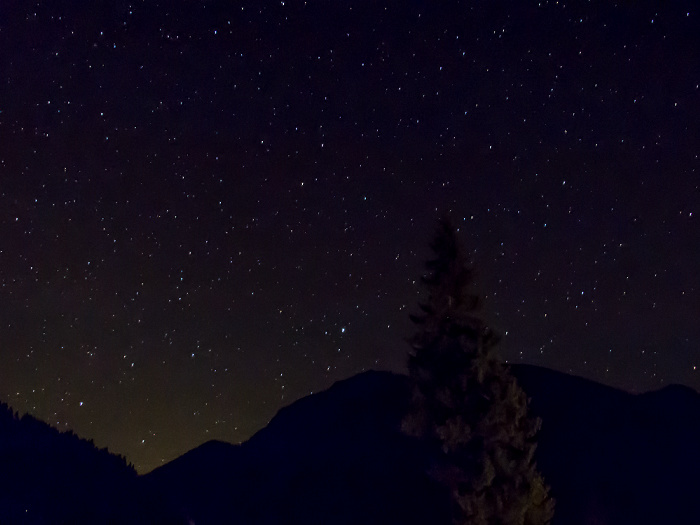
(1, 0, 698, 473)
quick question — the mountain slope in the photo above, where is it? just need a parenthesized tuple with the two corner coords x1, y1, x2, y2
(5, 364, 699, 524)
(143, 370, 451, 525)
(0, 403, 153, 524)
(146, 365, 700, 525)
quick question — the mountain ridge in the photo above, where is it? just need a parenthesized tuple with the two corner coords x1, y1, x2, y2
(2, 364, 700, 524)
(143, 364, 700, 525)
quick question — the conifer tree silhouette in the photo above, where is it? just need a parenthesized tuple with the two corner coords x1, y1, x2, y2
(403, 218, 554, 525)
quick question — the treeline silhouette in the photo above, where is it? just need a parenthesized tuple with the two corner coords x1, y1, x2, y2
(141, 367, 700, 525)
(0, 402, 178, 524)
(3, 368, 700, 524)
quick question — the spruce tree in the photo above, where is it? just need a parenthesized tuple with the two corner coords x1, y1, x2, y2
(403, 218, 554, 525)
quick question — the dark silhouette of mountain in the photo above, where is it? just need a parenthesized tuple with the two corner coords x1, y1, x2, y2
(145, 365, 700, 525)
(4, 365, 700, 524)
(141, 370, 450, 525)
(513, 365, 700, 524)
(0, 402, 173, 524)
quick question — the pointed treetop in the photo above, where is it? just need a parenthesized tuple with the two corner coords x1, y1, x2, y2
(412, 217, 482, 336)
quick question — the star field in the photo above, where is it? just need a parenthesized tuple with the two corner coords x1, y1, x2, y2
(0, 0, 698, 472)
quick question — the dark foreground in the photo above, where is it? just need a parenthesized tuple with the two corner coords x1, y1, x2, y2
(2, 364, 700, 524)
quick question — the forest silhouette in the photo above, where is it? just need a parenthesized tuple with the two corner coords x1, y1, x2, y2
(3, 368, 700, 524)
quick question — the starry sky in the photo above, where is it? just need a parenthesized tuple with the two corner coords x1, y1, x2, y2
(1, 0, 698, 473)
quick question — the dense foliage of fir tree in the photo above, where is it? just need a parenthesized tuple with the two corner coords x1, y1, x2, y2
(403, 219, 554, 525)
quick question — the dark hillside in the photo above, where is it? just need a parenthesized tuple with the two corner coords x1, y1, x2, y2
(4, 364, 700, 524)
(512, 364, 700, 524)
(146, 364, 700, 525)
(143, 370, 451, 525)
(0, 403, 155, 523)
